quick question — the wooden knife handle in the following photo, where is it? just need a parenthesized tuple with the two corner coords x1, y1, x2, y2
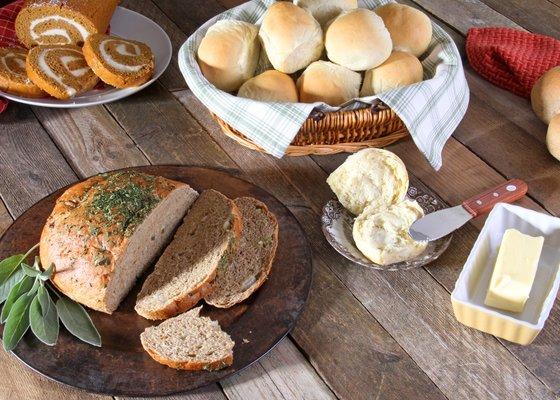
(462, 179, 528, 217)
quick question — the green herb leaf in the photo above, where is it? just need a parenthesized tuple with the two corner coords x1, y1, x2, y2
(3, 292, 33, 351)
(29, 288, 58, 346)
(0, 269, 25, 304)
(21, 263, 39, 278)
(1, 276, 34, 323)
(0, 254, 25, 286)
(38, 264, 54, 281)
(56, 297, 101, 347)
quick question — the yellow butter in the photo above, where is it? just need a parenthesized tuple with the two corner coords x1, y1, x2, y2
(484, 229, 544, 313)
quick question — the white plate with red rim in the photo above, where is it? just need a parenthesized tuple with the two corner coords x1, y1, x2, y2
(0, 7, 172, 108)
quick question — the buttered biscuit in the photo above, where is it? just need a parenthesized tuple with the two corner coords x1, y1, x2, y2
(327, 148, 409, 215)
(353, 199, 428, 265)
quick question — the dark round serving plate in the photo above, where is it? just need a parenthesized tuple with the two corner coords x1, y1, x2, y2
(0, 166, 312, 397)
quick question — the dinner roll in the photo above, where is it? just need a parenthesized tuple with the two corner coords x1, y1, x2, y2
(361, 51, 423, 96)
(547, 114, 560, 161)
(353, 200, 427, 266)
(259, 2, 323, 74)
(531, 67, 560, 124)
(197, 20, 260, 92)
(325, 9, 392, 71)
(375, 4, 432, 57)
(297, 61, 361, 106)
(293, 0, 357, 26)
(326, 148, 409, 215)
(238, 70, 298, 102)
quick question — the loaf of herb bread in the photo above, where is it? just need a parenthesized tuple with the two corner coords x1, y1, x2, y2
(39, 171, 199, 314)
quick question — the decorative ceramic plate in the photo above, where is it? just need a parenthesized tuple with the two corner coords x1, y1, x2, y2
(0, 7, 172, 108)
(322, 184, 453, 271)
(0, 166, 312, 397)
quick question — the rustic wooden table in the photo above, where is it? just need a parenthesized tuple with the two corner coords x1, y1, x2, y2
(1, 0, 559, 399)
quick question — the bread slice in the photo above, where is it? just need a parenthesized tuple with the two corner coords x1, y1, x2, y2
(140, 306, 234, 371)
(135, 190, 242, 320)
(205, 197, 278, 308)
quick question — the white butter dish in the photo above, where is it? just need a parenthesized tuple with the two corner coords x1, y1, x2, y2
(451, 203, 560, 345)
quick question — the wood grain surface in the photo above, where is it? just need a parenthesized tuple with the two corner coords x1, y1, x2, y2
(0, 0, 559, 399)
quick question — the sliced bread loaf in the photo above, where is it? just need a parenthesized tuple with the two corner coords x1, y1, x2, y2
(40, 171, 198, 314)
(205, 197, 278, 308)
(140, 306, 234, 371)
(135, 190, 242, 320)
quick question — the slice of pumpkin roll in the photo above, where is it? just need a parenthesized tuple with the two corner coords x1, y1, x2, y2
(83, 34, 155, 88)
(0, 47, 45, 98)
(26, 45, 99, 99)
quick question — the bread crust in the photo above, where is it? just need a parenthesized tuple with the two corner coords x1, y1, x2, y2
(135, 197, 243, 320)
(206, 198, 278, 308)
(141, 336, 233, 371)
(40, 172, 188, 314)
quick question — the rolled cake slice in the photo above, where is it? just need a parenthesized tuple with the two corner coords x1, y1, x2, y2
(15, 0, 119, 48)
(0, 47, 44, 97)
(83, 34, 155, 88)
(26, 45, 99, 99)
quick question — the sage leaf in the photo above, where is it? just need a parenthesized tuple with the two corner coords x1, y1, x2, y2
(0, 269, 25, 304)
(21, 263, 39, 278)
(0, 254, 25, 285)
(39, 264, 54, 281)
(29, 288, 58, 346)
(3, 293, 33, 351)
(56, 298, 101, 347)
(1, 276, 34, 323)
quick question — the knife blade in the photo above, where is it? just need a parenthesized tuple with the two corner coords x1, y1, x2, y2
(409, 179, 528, 242)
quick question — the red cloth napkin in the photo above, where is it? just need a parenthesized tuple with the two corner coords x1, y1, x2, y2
(0, 0, 23, 113)
(466, 27, 560, 98)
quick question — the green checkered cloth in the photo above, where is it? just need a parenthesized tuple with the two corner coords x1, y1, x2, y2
(178, 0, 469, 170)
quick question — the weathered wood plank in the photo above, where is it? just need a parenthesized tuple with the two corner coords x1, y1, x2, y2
(222, 339, 336, 400)
(105, 83, 237, 170)
(121, 0, 188, 90)
(0, 103, 77, 217)
(153, 0, 225, 36)
(0, 200, 12, 235)
(32, 106, 148, 178)
(478, 0, 560, 39)
(119, 385, 227, 400)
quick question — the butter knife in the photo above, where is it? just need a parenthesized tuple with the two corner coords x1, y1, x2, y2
(409, 179, 528, 242)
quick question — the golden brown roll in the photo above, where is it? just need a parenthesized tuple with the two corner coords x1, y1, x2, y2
(293, 0, 358, 26)
(375, 3, 433, 57)
(547, 114, 560, 161)
(197, 20, 260, 92)
(297, 60, 361, 106)
(238, 70, 298, 102)
(259, 2, 323, 74)
(15, 0, 119, 48)
(531, 66, 560, 124)
(325, 9, 392, 71)
(361, 51, 423, 96)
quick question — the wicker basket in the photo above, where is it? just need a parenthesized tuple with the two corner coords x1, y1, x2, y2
(212, 100, 410, 156)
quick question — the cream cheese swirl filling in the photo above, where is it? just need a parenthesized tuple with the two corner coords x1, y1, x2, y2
(38, 48, 91, 96)
(30, 16, 90, 45)
(99, 38, 146, 72)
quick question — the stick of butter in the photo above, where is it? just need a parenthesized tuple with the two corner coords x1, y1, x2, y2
(485, 229, 544, 313)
